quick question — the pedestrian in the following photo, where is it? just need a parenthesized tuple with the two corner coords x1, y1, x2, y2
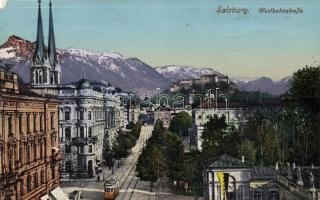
(97, 175, 100, 182)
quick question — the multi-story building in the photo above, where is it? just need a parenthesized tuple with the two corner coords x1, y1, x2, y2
(58, 79, 121, 177)
(192, 108, 240, 151)
(27, 0, 123, 179)
(0, 67, 65, 200)
(154, 110, 172, 128)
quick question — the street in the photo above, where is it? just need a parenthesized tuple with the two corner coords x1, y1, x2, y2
(62, 126, 201, 200)
(62, 126, 153, 200)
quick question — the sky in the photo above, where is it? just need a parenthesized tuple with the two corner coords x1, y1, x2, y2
(0, 0, 320, 80)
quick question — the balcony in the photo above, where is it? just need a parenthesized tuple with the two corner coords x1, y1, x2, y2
(71, 136, 98, 145)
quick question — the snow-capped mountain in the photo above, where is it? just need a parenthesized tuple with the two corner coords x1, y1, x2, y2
(0, 35, 292, 96)
(155, 65, 222, 82)
(0, 35, 171, 94)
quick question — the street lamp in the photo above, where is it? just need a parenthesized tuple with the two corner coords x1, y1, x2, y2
(215, 88, 220, 111)
(219, 94, 228, 111)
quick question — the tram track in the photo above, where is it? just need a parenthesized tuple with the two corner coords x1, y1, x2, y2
(115, 126, 151, 200)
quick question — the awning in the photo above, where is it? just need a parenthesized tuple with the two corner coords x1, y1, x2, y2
(40, 194, 52, 200)
(50, 187, 69, 200)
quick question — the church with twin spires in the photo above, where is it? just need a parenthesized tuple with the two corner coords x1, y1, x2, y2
(29, 0, 61, 96)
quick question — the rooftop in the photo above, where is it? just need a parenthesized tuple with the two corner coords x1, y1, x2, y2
(206, 154, 250, 169)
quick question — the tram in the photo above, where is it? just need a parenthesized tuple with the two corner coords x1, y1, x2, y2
(104, 177, 120, 200)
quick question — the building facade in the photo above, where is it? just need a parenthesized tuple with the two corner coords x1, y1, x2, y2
(58, 79, 121, 178)
(0, 68, 62, 200)
(203, 154, 279, 200)
(154, 110, 172, 128)
(27, 0, 123, 179)
(192, 108, 240, 151)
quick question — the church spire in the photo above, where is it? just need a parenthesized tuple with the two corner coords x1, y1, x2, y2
(48, 0, 57, 67)
(33, 0, 45, 64)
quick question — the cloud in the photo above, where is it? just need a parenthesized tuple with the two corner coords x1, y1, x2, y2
(0, 0, 8, 10)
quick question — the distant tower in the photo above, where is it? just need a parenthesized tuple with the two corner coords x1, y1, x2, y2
(30, 0, 61, 94)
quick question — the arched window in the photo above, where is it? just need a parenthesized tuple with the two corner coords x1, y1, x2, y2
(50, 73, 55, 84)
(39, 70, 43, 84)
(35, 70, 39, 84)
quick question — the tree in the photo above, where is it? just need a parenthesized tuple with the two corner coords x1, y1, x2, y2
(182, 150, 203, 196)
(285, 65, 320, 164)
(242, 108, 280, 165)
(238, 139, 256, 164)
(136, 144, 166, 191)
(112, 131, 132, 167)
(287, 65, 320, 113)
(165, 133, 184, 184)
(201, 115, 229, 161)
(169, 111, 192, 137)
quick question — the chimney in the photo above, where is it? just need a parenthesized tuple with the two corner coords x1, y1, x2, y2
(241, 156, 245, 163)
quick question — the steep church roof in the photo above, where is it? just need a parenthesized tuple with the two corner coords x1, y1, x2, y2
(48, 0, 57, 67)
(33, 0, 45, 64)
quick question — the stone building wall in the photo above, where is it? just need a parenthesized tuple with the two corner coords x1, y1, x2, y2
(0, 70, 61, 200)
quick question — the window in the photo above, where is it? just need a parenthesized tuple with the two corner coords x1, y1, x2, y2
(8, 145, 14, 172)
(39, 114, 43, 131)
(65, 127, 71, 140)
(50, 113, 55, 130)
(88, 145, 93, 153)
(19, 144, 23, 164)
(34, 143, 37, 160)
(8, 115, 13, 135)
(27, 144, 30, 163)
(34, 173, 38, 188)
(27, 114, 30, 133)
(88, 127, 92, 137)
(40, 141, 43, 158)
(253, 190, 262, 200)
(88, 111, 92, 120)
(79, 111, 84, 120)
(41, 170, 44, 184)
(80, 127, 84, 138)
(27, 175, 31, 192)
(33, 114, 37, 132)
(65, 145, 71, 153)
(269, 191, 279, 200)
(65, 111, 70, 120)
(19, 114, 23, 135)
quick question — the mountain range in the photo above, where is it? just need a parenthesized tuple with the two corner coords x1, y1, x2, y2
(156, 65, 292, 95)
(0, 35, 291, 95)
(0, 35, 171, 95)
